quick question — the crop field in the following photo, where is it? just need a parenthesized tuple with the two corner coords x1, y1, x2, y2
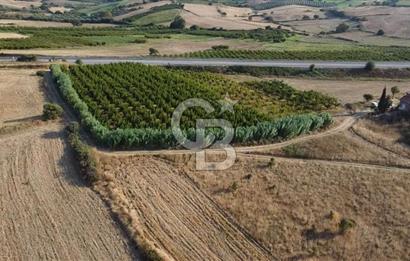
(52, 63, 336, 148)
(180, 46, 410, 60)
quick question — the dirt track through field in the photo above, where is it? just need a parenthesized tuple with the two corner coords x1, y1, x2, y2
(100, 156, 273, 260)
(0, 69, 139, 260)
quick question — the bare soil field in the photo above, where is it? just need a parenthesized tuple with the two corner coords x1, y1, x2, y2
(48, 6, 72, 13)
(282, 18, 348, 34)
(0, 32, 27, 39)
(261, 5, 326, 21)
(0, 69, 44, 125)
(0, 69, 139, 260)
(0, 19, 115, 28)
(0, 0, 41, 9)
(96, 155, 272, 261)
(344, 6, 410, 38)
(0, 37, 263, 57)
(182, 3, 276, 30)
(183, 156, 410, 260)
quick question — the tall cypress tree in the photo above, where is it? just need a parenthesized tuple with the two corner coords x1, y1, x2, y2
(378, 87, 391, 113)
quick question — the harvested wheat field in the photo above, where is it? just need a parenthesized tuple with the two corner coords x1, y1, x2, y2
(0, 0, 41, 9)
(0, 19, 114, 28)
(0, 68, 139, 260)
(183, 156, 410, 260)
(182, 4, 274, 30)
(0, 69, 44, 125)
(261, 5, 326, 22)
(96, 155, 272, 261)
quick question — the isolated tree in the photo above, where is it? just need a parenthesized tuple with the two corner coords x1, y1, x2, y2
(190, 25, 199, 30)
(75, 59, 83, 65)
(336, 23, 349, 33)
(314, 14, 320, 19)
(363, 93, 374, 102)
(377, 88, 392, 113)
(170, 16, 186, 29)
(43, 103, 63, 121)
(391, 86, 400, 98)
(309, 64, 316, 71)
(149, 48, 159, 56)
(376, 29, 385, 36)
(365, 61, 376, 71)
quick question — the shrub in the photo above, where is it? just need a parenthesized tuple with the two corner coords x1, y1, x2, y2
(149, 48, 159, 55)
(42, 103, 63, 120)
(170, 15, 186, 29)
(339, 218, 356, 234)
(335, 23, 349, 33)
(391, 86, 400, 98)
(211, 45, 229, 50)
(309, 64, 316, 71)
(75, 59, 83, 65)
(36, 71, 46, 77)
(365, 61, 376, 71)
(16, 55, 37, 62)
(363, 94, 374, 102)
(376, 29, 385, 36)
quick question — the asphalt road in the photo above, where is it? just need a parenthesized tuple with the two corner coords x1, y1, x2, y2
(2, 55, 410, 69)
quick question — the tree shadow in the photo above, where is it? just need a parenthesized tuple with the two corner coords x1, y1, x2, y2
(3, 115, 42, 124)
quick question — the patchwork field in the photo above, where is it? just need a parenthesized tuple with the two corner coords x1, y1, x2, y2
(0, 0, 41, 9)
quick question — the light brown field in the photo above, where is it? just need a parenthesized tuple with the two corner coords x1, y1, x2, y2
(260, 5, 326, 21)
(0, 69, 139, 260)
(0, 0, 41, 9)
(96, 155, 272, 260)
(48, 6, 72, 13)
(0, 69, 43, 125)
(183, 156, 410, 260)
(182, 3, 279, 30)
(344, 6, 410, 38)
(0, 19, 115, 27)
(282, 18, 347, 34)
(0, 36, 263, 57)
(333, 30, 410, 46)
(0, 32, 27, 39)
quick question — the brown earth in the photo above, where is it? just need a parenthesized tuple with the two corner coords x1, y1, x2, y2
(0, 0, 41, 9)
(260, 5, 326, 22)
(0, 19, 115, 28)
(183, 155, 410, 260)
(0, 69, 139, 260)
(96, 155, 273, 261)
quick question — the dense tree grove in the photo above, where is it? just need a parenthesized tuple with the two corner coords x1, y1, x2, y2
(51, 64, 334, 149)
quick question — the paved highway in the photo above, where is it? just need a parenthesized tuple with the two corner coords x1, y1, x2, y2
(2, 55, 410, 69)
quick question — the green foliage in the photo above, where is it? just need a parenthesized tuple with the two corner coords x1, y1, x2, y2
(246, 80, 339, 111)
(365, 61, 376, 71)
(339, 218, 356, 234)
(212, 45, 229, 50)
(378, 87, 392, 113)
(180, 47, 410, 61)
(66, 121, 97, 184)
(170, 15, 186, 29)
(51, 64, 333, 149)
(42, 103, 63, 120)
(149, 47, 159, 55)
(391, 86, 400, 97)
(134, 38, 147, 44)
(377, 29, 385, 36)
(335, 23, 349, 33)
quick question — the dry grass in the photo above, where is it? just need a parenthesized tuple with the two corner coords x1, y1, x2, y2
(260, 5, 326, 21)
(95, 154, 272, 261)
(344, 6, 410, 38)
(181, 3, 282, 30)
(0, 32, 27, 39)
(266, 130, 410, 167)
(48, 6, 72, 13)
(0, 0, 41, 9)
(113, 1, 172, 21)
(332, 31, 410, 46)
(282, 18, 347, 34)
(184, 156, 410, 260)
(0, 69, 44, 125)
(352, 117, 410, 158)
